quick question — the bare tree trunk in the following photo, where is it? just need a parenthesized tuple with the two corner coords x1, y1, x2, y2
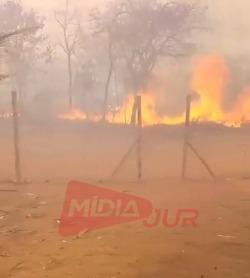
(113, 62, 119, 106)
(17, 84, 23, 112)
(102, 37, 113, 121)
(67, 53, 73, 110)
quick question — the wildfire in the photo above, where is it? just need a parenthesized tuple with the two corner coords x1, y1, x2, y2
(231, 87, 250, 124)
(0, 112, 21, 119)
(190, 55, 250, 127)
(191, 55, 229, 123)
(59, 55, 250, 128)
(58, 109, 87, 121)
(106, 94, 183, 126)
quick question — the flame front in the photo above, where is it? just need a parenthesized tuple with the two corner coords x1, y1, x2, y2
(59, 55, 250, 128)
(191, 55, 229, 123)
(58, 109, 87, 121)
(0, 112, 21, 119)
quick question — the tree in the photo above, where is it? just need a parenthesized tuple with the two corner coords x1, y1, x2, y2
(55, 0, 79, 110)
(90, 5, 125, 120)
(91, 0, 207, 120)
(0, 0, 45, 101)
(0, 26, 40, 44)
(0, 26, 41, 81)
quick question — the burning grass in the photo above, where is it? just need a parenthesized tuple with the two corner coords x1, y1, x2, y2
(58, 55, 250, 128)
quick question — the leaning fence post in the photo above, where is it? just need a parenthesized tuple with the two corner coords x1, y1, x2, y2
(11, 91, 21, 184)
(109, 95, 143, 182)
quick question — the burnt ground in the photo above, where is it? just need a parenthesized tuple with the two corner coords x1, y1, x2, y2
(0, 120, 250, 278)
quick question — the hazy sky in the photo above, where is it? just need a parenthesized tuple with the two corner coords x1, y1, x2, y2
(20, 0, 250, 56)
(21, 0, 250, 24)
(21, 0, 250, 18)
(22, 0, 101, 13)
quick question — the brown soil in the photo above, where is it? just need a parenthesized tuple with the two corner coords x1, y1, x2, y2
(0, 121, 250, 278)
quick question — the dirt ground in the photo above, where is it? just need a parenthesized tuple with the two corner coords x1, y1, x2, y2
(0, 120, 250, 278)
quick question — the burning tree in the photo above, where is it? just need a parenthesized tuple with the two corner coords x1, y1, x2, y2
(91, 0, 207, 121)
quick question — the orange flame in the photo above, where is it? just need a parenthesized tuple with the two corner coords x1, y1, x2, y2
(191, 55, 230, 123)
(107, 94, 184, 126)
(58, 109, 87, 121)
(59, 55, 250, 128)
(231, 87, 250, 124)
(0, 112, 21, 119)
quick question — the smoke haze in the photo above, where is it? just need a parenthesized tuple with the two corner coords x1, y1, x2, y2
(20, 0, 250, 55)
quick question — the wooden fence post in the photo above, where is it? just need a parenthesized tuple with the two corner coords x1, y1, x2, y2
(181, 93, 216, 180)
(137, 96, 142, 180)
(110, 95, 143, 181)
(181, 94, 192, 180)
(11, 91, 21, 184)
